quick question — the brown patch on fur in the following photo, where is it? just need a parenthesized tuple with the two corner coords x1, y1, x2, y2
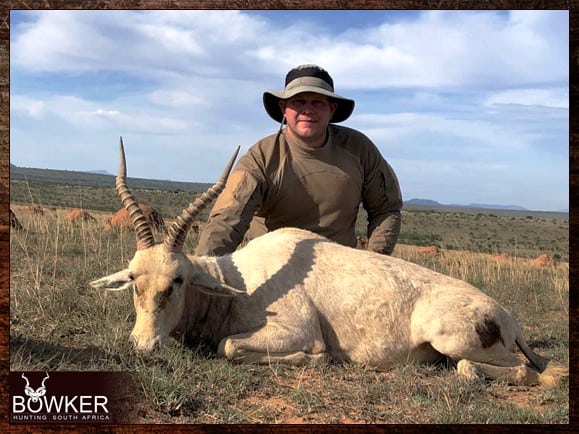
(475, 317, 504, 348)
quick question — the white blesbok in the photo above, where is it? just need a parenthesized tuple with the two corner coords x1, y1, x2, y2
(90, 138, 567, 387)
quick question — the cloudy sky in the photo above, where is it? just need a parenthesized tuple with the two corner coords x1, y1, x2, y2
(10, 10, 568, 211)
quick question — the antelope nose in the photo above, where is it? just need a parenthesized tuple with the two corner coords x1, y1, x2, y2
(129, 334, 159, 352)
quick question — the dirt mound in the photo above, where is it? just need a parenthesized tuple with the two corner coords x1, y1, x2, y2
(493, 253, 511, 262)
(531, 254, 556, 268)
(105, 204, 165, 232)
(416, 245, 440, 256)
(66, 209, 96, 222)
(23, 205, 44, 215)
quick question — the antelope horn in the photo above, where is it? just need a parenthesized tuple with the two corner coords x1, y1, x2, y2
(40, 372, 49, 388)
(21, 373, 30, 389)
(116, 137, 155, 250)
(164, 146, 240, 253)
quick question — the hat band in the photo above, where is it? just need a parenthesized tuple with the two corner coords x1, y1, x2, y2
(285, 76, 334, 93)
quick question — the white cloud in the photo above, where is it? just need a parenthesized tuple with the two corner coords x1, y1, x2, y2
(11, 10, 270, 79)
(353, 111, 528, 153)
(11, 95, 46, 119)
(484, 89, 568, 109)
(11, 10, 568, 90)
(9, 10, 569, 211)
(12, 11, 117, 73)
(276, 10, 568, 90)
(148, 89, 206, 108)
(11, 94, 192, 134)
(94, 109, 121, 117)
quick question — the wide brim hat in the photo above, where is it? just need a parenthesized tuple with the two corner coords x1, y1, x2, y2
(263, 64, 355, 124)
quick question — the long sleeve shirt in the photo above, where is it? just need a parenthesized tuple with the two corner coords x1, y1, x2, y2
(195, 125, 402, 256)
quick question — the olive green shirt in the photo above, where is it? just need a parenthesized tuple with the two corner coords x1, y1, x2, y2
(195, 125, 402, 256)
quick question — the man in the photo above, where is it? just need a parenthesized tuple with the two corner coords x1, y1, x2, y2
(195, 64, 402, 256)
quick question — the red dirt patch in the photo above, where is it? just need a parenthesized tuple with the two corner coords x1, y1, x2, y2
(416, 245, 440, 256)
(531, 254, 556, 268)
(493, 253, 511, 262)
(65, 209, 96, 222)
(23, 205, 44, 215)
(105, 204, 165, 232)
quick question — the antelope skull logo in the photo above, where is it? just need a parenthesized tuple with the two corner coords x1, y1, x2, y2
(21, 373, 49, 402)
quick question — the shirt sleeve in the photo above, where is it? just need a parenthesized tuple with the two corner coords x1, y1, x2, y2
(194, 155, 265, 256)
(361, 143, 403, 255)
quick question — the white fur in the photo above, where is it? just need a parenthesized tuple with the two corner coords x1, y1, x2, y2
(90, 227, 567, 386)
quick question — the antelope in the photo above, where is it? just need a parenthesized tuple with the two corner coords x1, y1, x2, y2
(90, 138, 567, 387)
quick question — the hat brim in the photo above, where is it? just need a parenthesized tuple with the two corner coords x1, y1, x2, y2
(263, 87, 355, 124)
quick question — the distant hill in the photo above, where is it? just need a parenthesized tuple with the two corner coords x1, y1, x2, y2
(87, 170, 114, 176)
(466, 203, 527, 211)
(8, 166, 558, 213)
(10, 165, 212, 193)
(405, 198, 442, 207)
(404, 198, 528, 211)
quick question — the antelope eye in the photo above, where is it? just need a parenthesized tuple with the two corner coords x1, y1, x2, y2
(173, 277, 184, 286)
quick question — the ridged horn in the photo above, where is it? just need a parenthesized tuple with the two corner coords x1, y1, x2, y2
(164, 146, 240, 253)
(116, 137, 155, 250)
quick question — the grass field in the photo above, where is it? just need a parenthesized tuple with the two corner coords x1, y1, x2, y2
(10, 178, 569, 261)
(8, 196, 569, 424)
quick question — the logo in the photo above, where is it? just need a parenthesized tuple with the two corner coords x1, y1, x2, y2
(10, 372, 133, 424)
(22, 372, 49, 403)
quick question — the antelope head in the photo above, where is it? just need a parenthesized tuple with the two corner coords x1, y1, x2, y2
(22, 373, 49, 402)
(90, 138, 243, 351)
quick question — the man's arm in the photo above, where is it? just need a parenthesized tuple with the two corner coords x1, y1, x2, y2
(195, 168, 264, 256)
(362, 148, 403, 255)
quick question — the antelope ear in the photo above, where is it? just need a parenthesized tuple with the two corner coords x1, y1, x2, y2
(90, 269, 134, 292)
(193, 274, 247, 297)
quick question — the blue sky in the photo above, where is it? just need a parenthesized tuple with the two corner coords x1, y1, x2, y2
(9, 10, 569, 211)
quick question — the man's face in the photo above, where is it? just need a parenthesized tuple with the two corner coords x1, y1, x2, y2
(279, 92, 337, 148)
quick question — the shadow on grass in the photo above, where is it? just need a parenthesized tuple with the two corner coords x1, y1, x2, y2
(9, 334, 210, 422)
(10, 334, 122, 368)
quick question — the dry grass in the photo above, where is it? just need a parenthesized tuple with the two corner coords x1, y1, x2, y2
(9, 204, 569, 424)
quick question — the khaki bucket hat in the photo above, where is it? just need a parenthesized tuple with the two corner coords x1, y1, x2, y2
(263, 64, 355, 123)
